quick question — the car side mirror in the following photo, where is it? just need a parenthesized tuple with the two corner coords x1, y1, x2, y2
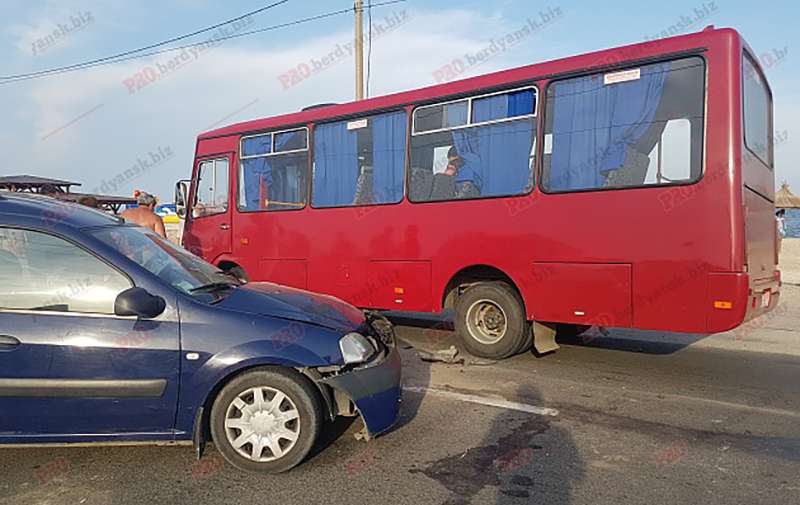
(115, 287, 166, 319)
(175, 179, 190, 219)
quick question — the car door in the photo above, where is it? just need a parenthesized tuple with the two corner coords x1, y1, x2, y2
(182, 155, 233, 263)
(0, 227, 180, 441)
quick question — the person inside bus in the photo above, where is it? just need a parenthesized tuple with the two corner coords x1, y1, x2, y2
(445, 146, 481, 199)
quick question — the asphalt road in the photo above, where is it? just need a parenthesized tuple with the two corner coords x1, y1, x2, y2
(2, 290, 799, 505)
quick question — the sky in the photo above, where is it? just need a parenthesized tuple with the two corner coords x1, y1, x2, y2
(0, 0, 797, 200)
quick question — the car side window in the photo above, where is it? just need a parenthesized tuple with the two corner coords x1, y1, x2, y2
(0, 228, 132, 314)
(194, 158, 230, 218)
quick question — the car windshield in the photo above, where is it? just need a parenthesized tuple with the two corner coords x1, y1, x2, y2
(92, 225, 239, 297)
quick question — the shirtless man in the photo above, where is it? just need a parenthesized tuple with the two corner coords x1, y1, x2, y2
(121, 192, 166, 238)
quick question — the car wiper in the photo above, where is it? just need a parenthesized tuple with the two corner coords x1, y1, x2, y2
(189, 281, 238, 293)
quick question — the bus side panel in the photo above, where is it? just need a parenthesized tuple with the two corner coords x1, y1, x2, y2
(259, 259, 308, 290)
(744, 189, 777, 281)
(632, 261, 709, 333)
(530, 263, 632, 327)
(368, 261, 432, 311)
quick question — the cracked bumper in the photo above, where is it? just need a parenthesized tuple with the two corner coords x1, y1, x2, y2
(319, 343, 402, 438)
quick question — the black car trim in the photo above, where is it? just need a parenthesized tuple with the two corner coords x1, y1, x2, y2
(0, 379, 167, 398)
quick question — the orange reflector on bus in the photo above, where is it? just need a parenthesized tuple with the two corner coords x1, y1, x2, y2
(713, 301, 733, 310)
(394, 287, 405, 295)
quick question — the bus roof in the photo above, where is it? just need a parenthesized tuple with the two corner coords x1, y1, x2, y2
(199, 27, 742, 141)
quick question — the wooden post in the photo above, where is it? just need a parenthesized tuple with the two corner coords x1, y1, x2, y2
(355, 0, 364, 100)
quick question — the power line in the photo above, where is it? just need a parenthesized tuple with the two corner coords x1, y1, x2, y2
(1, 0, 407, 86)
(0, 0, 290, 82)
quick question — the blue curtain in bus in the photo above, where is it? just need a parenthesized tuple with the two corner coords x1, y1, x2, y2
(445, 101, 468, 127)
(451, 121, 533, 196)
(241, 134, 302, 210)
(472, 90, 534, 123)
(549, 63, 667, 191)
(452, 129, 484, 192)
(372, 112, 406, 204)
(480, 121, 534, 195)
(242, 158, 270, 210)
(242, 135, 271, 157)
(313, 122, 358, 207)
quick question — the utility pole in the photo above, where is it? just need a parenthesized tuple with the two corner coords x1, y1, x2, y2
(354, 0, 365, 100)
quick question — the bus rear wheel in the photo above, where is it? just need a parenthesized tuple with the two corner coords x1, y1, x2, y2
(454, 282, 529, 359)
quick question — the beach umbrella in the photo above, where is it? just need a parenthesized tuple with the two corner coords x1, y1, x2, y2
(776, 182, 800, 209)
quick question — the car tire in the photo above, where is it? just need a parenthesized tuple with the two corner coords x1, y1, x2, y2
(455, 282, 529, 359)
(210, 367, 322, 473)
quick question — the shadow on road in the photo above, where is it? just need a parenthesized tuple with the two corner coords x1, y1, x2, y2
(409, 383, 584, 504)
(385, 310, 712, 357)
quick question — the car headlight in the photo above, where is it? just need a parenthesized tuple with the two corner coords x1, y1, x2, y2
(339, 332, 375, 365)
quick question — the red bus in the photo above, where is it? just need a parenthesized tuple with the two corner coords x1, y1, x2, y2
(177, 27, 780, 359)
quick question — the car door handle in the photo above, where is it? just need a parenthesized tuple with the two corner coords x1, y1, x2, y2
(219, 224, 230, 230)
(0, 335, 20, 350)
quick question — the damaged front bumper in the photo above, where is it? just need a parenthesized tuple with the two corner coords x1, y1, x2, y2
(318, 314, 402, 439)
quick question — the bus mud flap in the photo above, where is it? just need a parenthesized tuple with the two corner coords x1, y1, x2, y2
(532, 321, 559, 354)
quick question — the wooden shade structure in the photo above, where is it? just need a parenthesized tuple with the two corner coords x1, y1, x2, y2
(776, 182, 800, 209)
(0, 175, 79, 194)
(0, 175, 135, 214)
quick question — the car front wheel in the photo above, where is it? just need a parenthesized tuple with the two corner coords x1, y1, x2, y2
(210, 367, 322, 473)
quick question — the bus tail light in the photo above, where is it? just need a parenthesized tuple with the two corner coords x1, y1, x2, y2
(713, 301, 733, 310)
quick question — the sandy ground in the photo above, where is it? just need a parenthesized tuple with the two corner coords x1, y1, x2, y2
(165, 222, 181, 244)
(780, 238, 800, 285)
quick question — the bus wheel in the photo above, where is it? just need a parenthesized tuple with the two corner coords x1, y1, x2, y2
(225, 265, 249, 284)
(455, 282, 529, 359)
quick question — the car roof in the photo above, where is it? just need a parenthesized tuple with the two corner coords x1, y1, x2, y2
(0, 191, 123, 229)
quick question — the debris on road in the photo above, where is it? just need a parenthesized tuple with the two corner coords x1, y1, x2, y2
(416, 345, 499, 366)
(417, 345, 461, 364)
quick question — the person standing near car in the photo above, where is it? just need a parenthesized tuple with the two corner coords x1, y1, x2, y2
(122, 192, 166, 238)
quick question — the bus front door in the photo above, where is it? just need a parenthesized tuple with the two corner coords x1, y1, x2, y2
(183, 154, 233, 264)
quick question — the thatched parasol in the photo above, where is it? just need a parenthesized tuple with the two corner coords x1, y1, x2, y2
(776, 182, 800, 209)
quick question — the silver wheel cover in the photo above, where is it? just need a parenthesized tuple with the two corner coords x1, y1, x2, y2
(224, 386, 301, 462)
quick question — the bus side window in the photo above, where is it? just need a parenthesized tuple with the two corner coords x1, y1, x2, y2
(410, 88, 537, 203)
(742, 55, 773, 167)
(312, 111, 406, 208)
(239, 129, 309, 212)
(542, 56, 704, 192)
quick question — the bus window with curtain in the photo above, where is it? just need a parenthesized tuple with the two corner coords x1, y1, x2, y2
(542, 57, 705, 192)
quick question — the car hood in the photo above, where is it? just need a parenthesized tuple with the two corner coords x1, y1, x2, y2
(215, 282, 365, 331)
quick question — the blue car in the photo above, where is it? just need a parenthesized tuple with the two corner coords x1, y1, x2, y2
(0, 193, 401, 473)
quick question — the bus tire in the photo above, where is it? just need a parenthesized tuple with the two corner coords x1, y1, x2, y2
(455, 282, 528, 359)
(226, 265, 249, 283)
